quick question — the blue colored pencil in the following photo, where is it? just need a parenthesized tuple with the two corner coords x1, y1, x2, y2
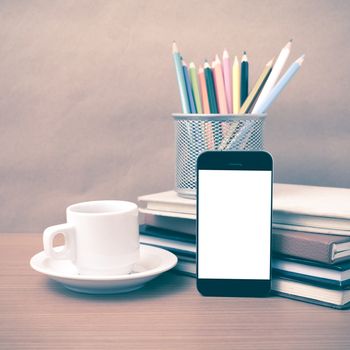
(172, 42, 190, 113)
(256, 55, 304, 113)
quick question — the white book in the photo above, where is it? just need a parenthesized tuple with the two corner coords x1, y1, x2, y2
(272, 259, 350, 285)
(273, 183, 350, 231)
(138, 190, 196, 215)
(272, 278, 350, 309)
(173, 259, 350, 309)
(143, 211, 350, 238)
(139, 208, 195, 220)
(272, 223, 350, 236)
(273, 183, 350, 218)
(138, 184, 350, 233)
(174, 257, 350, 285)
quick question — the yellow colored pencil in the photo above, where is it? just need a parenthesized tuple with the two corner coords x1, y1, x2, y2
(252, 39, 292, 113)
(240, 58, 274, 114)
(232, 56, 241, 113)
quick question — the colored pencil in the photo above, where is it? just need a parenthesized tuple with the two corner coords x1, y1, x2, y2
(213, 55, 228, 114)
(256, 55, 304, 113)
(240, 51, 249, 105)
(172, 40, 303, 117)
(172, 42, 190, 113)
(222, 49, 232, 113)
(198, 66, 210, 114)
(252, 39, 292, 113)
(204, 61, 218, 113)
(189, 62, 203, 114)
(232, 56, 241, 113)
(199, 65, 215, 148)
(211, 61, 218, 97)
(182, 60, 197, 113)
(240, 57, 274, 114)
(224, 55, 304, 150)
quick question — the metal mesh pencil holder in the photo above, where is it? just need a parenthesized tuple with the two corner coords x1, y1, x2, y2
(173, 113, 266, 198)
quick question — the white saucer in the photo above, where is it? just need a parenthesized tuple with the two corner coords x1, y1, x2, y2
(30, 244, 178, 294)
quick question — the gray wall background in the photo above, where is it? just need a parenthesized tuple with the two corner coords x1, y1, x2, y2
(1, 0, 350, 232)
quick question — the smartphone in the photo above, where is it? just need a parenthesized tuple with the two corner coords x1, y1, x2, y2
(196, 151, 273, 297)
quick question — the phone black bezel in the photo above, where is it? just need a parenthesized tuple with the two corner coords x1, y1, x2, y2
(196, 151, 273, 297)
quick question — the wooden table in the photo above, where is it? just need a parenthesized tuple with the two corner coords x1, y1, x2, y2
(1, 233, 350, 350)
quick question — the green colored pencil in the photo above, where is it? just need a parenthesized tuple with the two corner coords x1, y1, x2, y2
(240, 57, 274, 113)
(204, 61, 218, 113)
(189, 62, 203, 114)
(240, 51, 249, 105)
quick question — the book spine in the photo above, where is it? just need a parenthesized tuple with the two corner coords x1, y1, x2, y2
(272, 231, 332, 264)
(146, 202, 196, 215)
(144, 214, 196, 235)
(272, 212, 350, 232)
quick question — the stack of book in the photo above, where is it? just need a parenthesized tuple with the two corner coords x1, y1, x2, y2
(138, 184, 350, 309)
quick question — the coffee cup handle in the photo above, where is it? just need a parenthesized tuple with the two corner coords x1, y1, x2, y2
(43, 223, 76, 261)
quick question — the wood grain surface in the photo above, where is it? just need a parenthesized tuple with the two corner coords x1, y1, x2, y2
(1, 233, 350, 350)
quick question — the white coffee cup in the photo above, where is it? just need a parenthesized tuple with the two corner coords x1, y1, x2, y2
(43, 200, 139, 276)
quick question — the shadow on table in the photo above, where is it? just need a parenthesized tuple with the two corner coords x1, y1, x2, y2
(45, 271, 193, 302)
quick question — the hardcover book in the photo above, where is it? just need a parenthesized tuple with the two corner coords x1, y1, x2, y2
(138, 191, 196, 215)
(138, 184, 350, 233)
(172, 259, 350, 309)
(272, 278, 350, 309)
(139, 224, 350, 264)
(272, 229, 350, 264)
(273, 183, 350, 231)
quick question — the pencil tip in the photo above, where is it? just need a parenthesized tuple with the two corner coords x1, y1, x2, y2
(172, 41, 178, 53)
(285, 39, 293, 50)
(267, 57, 275, 66)
(241, 52, 248, 62)
(297, 54, 305, 64)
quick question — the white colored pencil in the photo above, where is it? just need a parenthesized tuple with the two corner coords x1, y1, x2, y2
(252, 39, 293, 113)
(222, 49, 232, 113)
(256, 55, 305, 113)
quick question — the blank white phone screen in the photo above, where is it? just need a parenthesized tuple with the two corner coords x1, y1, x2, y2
(198, 170, 272, 279)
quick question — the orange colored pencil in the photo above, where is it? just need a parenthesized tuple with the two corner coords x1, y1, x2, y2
(198, 66, 210, 114)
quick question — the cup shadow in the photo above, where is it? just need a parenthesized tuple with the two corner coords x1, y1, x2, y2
(45, 271, 193, 302)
